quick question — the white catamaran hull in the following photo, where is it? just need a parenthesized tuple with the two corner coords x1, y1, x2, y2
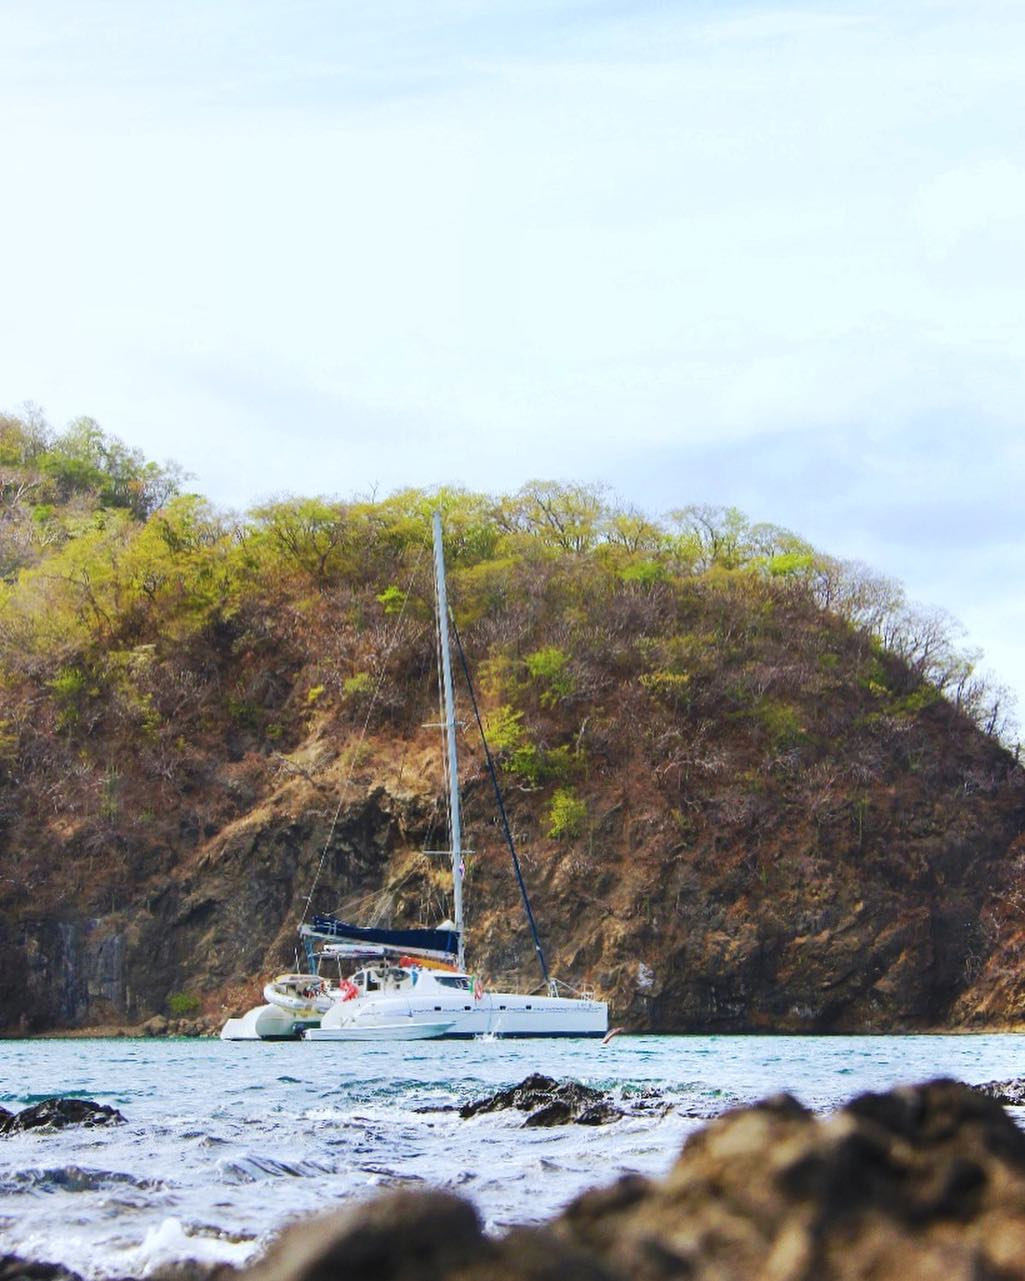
(304, 1020, 454, 1041)
(220, 1004, 319, 1041)
(313, 990, 606, 1039)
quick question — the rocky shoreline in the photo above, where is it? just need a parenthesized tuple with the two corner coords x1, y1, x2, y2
(8, 1076, 1025, 1279)
(21, 1016, 221, 1040)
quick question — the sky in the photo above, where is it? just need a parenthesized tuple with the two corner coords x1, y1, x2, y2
(1, 1, 1023, 727)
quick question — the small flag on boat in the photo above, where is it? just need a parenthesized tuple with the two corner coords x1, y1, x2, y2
(473, 977, 484, 1001)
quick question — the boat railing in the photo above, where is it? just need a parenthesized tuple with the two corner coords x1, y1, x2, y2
(483, 974, 598, 1001)
(552, 978, 596, 1000)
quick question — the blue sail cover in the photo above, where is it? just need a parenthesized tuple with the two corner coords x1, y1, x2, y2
(310, 914, 460, 958)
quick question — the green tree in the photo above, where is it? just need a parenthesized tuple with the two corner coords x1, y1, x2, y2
(250, 497, 349, 582)
(547, 788, 586, 839)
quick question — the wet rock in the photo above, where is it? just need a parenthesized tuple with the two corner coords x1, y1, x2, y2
(574, 1102, 625, 1127)
(2, 1097, 124, 1134)
(0, 1107, 12, 1129)
(460, 1074, 623, 1127)
(522, 1099, 576, 1127)
(149, 1263, 239, 1281)
(243, 1188, 612, 1281)
(972, 1076, 1025, 1106)
(0, 1259, 84, 1281)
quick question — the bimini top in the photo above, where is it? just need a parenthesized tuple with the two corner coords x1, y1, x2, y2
(304, 914, 460, 961)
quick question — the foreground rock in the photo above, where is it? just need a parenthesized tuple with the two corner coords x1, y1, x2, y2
(0, 1258, 85, 1281)
(0, 1260, 230, 1281)
(244, 1188, 611, 1281)
(562, 1079, 1025, 1279)
(0, 1098, 124, 1135)
(245, 1079, 1025, 1281)
(459, 1073, 624, 1127)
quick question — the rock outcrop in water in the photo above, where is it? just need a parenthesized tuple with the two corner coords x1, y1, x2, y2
(972, 1077, 1025, 1107)
(0, 1098, 124, 1135)
(458, 1073, 625, 1127)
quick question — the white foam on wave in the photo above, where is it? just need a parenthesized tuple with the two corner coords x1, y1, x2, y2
(120, 1217, 259, 1276)
(301, 1107, 354, 1122)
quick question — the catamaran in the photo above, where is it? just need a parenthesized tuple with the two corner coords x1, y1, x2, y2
(221, 512, 607, 1041)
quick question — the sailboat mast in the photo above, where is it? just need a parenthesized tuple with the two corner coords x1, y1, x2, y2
(432, 511, 465, 971)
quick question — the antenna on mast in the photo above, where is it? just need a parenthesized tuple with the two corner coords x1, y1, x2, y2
(432, 511, 465, 971)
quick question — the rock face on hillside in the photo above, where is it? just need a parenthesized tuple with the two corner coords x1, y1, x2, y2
(1, 705, 1023, 1036)
(230, 1079, 1025, 1281)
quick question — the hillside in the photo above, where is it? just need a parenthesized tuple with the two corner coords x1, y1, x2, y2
(0, 408, 1022, 1034)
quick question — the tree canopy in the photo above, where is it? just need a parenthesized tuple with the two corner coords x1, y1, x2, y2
(0, 406, 1013, 745)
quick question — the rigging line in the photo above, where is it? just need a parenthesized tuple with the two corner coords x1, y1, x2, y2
(299, 542, 428, 929)
(449, 616, 551, 988)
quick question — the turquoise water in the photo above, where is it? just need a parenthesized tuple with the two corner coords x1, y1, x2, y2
(1, 1034, 1023, 1277)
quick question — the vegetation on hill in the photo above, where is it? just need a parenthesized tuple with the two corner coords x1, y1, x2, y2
(0, 405, 1021, 1033)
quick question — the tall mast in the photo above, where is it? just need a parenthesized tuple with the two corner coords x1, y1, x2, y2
(432, 511, 464, 970)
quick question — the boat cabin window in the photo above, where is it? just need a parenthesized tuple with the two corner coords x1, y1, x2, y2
(435, 976, 472, 991)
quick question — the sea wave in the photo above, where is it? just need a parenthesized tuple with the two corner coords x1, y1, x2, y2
(119, 1217, 259, 1277)
(0, 1166, 167, 1195)
(217, 1153, 338, 1183)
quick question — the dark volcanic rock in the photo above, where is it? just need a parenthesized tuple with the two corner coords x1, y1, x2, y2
(0, 1260, 229, 1281)
(0, 1258, 84, 1281)
(0, 1106, 12, 1130)
(3, 1097, 124, 1134)
(459, 1074, 623, 1127)
(972, 1076, 1025, 1107)
(574, 1102, 624, 1127)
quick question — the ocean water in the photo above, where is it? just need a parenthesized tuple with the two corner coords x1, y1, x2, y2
(1, 1033, 1023, 1278)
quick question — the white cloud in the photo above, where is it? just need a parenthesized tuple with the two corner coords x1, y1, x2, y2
(913, 157, 1025, 258)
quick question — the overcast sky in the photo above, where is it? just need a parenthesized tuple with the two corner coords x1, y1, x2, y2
(1, 1, 1022, 727)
